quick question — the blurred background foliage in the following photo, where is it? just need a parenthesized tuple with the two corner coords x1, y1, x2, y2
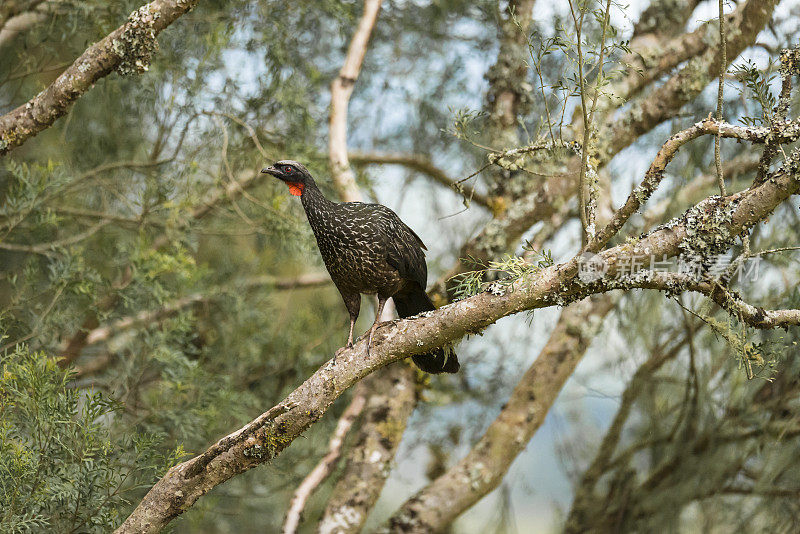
(1, 0, 800, 532)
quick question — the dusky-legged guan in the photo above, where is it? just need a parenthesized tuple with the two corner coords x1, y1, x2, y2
(262, 160, 458, 374)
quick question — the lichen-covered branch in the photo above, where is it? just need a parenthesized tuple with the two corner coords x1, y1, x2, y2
(0, 0, 200, 156)
(588, 115, 800, 253)
(608, 0, 728, 107)
(631, 0, 702, 39)
(283, 392, 366, 534)
(328, 0, 382, 203)
(116, 151, 800, 533)
(317, 365, 417, 534)
(605, 272, 800, 329)
(601, 0, 778, 163)
(484, 0, 536, 196)
(381, 295, 616, 533)
(755, 47, 800, 184)
(315, 6, 422, 532)
(642, 152, 761, 229)
(441, 0, 776, 288)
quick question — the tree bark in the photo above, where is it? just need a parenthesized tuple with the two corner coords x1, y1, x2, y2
(0, 0, 200, 156)
(318, 365, 417, 534)
(116, 147, 800, 532)
(381, 296, 616, 533)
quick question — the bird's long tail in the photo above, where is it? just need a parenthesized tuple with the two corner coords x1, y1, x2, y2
(393, 286, 459, 374)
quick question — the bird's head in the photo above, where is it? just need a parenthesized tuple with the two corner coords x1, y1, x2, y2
(261, 160, 314, 196)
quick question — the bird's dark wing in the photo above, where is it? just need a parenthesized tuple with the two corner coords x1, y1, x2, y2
(370, 205, 428, 288)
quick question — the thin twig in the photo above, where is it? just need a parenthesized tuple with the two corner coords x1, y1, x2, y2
(714, 0, 728, 196)
(568, 0, 591, 243)
(350, 151, 491, 208)
(0, 220, 109, 256)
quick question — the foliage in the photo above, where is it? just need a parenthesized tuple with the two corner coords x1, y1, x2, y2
(730, 59, 778, 127)
(0, 0, 799, 532)
(0, 346, 173, 533)
(448, 250, 554, 300)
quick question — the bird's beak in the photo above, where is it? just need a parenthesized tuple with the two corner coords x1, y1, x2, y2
(261, 165, 280, 177)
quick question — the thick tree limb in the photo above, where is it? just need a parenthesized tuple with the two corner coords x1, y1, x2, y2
(328, 0, 381, 203)
(441, 0, 776, 293)
(484, 0, 536, 194)
(282, 392, 367, 534)
(313, 5, 420, 533)
(0, 0, 199, 156)
(317, 365, 417, 534)
(381, 295, 616, 533)
(632, 0, 702, 39)
(382, 144, 765, 533)
(609, 0, 725, 107)
(600, 0, 778, 163)
(116, 153, 800, 533)
(0, 0, 45, 31)
(589, 115, 800, 253)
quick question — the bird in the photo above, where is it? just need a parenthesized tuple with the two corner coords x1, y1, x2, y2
(262, 160, 459, 374)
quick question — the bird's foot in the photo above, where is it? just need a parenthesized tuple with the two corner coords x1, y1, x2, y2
(366, 325, 379, 358)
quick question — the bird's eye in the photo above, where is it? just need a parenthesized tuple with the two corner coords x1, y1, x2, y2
(283, 165, 294, 174)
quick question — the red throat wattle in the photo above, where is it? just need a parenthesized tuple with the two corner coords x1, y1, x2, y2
(286, 182, 304, 196)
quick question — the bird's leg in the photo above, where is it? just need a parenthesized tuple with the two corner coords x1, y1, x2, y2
(346, 317, 356, 348)
(366, 296, 388, 358)
(334, 292, 360, 364)
(334, 317, 357, 364)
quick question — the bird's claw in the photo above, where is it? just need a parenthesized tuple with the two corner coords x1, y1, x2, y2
(366, 327, 377, 358)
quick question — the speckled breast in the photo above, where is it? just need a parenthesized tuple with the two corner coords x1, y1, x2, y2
(307, 213, 402, 295)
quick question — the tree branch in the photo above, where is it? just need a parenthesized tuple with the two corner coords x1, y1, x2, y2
(282, 392, 366, 534)
(382, 295, 616, 532)
(440, 0, 776, 295)
(312, 5, 419, 532)
(317, 365, 417, 534)
(0, 220, 109, 256)
(600, 0, 778, 163)
(349, 151, 491, 209)
(328, 0, 382, 203)
(0, 0, 200, 156)
(609, 0, 727, 107)
(588, 115, 800, 253)
(116, 150, 800, 532)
